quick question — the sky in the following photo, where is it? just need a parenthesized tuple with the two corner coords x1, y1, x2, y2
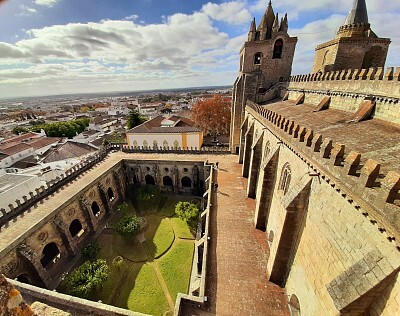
(0, 0, 399, 98)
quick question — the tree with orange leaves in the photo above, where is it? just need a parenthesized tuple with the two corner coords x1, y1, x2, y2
(192, 95, 231, 142)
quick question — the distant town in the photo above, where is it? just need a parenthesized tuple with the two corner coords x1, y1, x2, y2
(0, 85, 231, 210)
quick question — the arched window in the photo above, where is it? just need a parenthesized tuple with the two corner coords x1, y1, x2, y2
(69, 219, 83, 237)
(279, 163, 291, 194)
(91, 201, 101, 217)
(107, 187, 114, 200)
(254, 52, 262, 65)
(153, 140, 158, 149)
(288, 294, 300, 316)
(145, 174, 155, 185)
(163, 140, 168, 149)
(40, 243, 60, 268)
(133, 140, 138, 148)
(173, 140, 179, 149)
(273, 39, 283, 59)
(181, 176, 192, 188)
(163, 176, 173, 187)
(143, 140, 148, 149)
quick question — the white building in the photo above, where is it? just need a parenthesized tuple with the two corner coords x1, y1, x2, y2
(126, 115, 203, 149)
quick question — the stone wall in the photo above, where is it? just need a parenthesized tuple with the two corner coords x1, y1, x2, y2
(287, 67, 400, 124)
(240, 105, 400, 315)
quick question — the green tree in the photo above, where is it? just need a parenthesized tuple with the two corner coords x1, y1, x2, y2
(175, 202, 199, 228)
(65, 259, 109, 298)
(127, 109, 147, 129)
(82, 241, 101, 260)
(12, 126, 28, 135)
(117, 215, 141, 237)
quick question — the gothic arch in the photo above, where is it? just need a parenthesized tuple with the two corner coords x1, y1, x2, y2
(107, 187, 114, 200)
(143, 140, 148, 149)
(145, 174, 155, 185)
(153, 140, 158, 149)
(40, 242, 60, 269)
(163, 176, 173, 187)
(273, 39, 284, 59)
(91, 201, 101, 217)
(69, 219, 83, 237)
(163, 140, 168, 148)
(254, 52, 262, 65)
(181, 176, 192, 188)
(279, 163, 291, 195)
(133, 140, 138, 148)
(288, 294, 301, 315)
(173, 140, 179, 149)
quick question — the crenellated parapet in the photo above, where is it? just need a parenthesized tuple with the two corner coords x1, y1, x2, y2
(246, 100, 400, 243)
(286, 67, 400, 124)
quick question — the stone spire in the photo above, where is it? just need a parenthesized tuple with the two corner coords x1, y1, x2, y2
(257, 1, 275, 40)
(344, 0, 369, 26)
(337, 0, 373, 38)
(280, 13, 288, 33)
(248, 18, 257, 41)
(272, 13, 279, 33)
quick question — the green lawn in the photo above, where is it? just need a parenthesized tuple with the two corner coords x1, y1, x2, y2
(158, 240, 195, 301)
(63, 195, 196, 316)
(125, 264, 169, 316)
(170, 217, 195, 239)
(145, 215, 175, 258)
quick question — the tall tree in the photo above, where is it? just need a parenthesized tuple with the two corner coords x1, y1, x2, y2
(192, 95, 231, 142)
(127, 109, 147, 129)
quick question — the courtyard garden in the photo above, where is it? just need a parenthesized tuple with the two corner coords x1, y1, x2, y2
(60, 187, 198, 316)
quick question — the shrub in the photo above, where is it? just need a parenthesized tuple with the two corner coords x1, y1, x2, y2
(136, 186, 157, 202)
(65, 259, 109, 298)
(175, 202, 199, 228)
(82, 241, 101, 260)
(117, 215, 141, 237)
(117, 202, 129, 213)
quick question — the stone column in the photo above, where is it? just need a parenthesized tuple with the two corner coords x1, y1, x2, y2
(79, 197, 96, 231)
(53, 215, 78, 257)
(173, 166, 179, 195)
(17, 244, 53, 289)
(98, 183, 111, 214)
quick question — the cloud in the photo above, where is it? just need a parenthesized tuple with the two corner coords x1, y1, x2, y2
(124, 14, 139, 21)
(34, 0, 60, 7)
(17, 4, 37, 16)
(202, 1, 252, 25)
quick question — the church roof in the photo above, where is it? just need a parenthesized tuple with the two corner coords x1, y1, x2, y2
(127, 115, 202, 134)
(344, 0, 369, 26)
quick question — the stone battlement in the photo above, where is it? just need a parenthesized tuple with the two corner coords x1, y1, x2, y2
(286, 67, 400, 124)
(246, 100, 400, 243)
(288, 67, 400, 98)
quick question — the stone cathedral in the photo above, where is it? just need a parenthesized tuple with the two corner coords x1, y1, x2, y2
(231, 0, 400, 315)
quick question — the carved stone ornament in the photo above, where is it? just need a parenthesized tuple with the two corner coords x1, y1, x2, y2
(37, 231, 48, 242)
(67, 207, 75, 217)
(4, 260, 19, 274)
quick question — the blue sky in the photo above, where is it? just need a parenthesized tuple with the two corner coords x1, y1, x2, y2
(0, 0, 399, 98)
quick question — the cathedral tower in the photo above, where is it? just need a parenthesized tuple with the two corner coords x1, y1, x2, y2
(312, 0, 391, 73)
(230, 1, 297, 154)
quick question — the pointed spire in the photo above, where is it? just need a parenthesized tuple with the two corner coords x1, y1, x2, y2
(344, 0, 369, 26)
(257, 1, 275, 39)
(248, 18, 257, 41)
(273, 13, 279, 33)
(280, 13, 288, 33)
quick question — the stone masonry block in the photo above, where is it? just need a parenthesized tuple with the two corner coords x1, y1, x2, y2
(343, 151, 361, 176)
(380, 171, 400, 203)
(294, 93, 305, 105)
(359, 159, 381, 188)
(314, 96, 331, 112)
(320, 138, 333, 159)
(330, 143, 345, 166)
(384, 67, 394, 80)
(394, 67, 400, 81)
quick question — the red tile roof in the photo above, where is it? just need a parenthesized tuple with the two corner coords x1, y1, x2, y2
(128, 115, 202, 134)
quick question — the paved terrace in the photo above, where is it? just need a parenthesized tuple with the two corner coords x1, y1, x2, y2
(0, 152, 289, 315)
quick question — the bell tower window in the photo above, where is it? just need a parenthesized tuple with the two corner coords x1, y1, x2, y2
(254, 53, 262, 65)
(273, 39, 283, 59)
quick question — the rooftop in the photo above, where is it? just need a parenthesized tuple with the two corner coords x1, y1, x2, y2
(262, 100, 400, 172)
(42, 141, 98, 163)
(128, 115, 202, 134)
(0, 174, 35, 194)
